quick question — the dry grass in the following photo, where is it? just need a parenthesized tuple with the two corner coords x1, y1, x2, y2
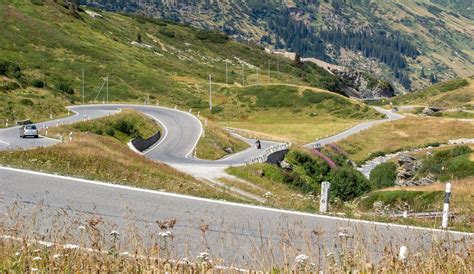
(338, 116, 474, 163)
(196, 119, 249, 160)
(0, 200, 472, 272)
(382, 178, 474, 217)
(0, 133, 244, 202)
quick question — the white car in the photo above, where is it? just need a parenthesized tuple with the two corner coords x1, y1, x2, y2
(19, 124, 39, 138)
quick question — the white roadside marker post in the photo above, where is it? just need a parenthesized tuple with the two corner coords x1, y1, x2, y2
(69, 132, 73, 142)
(319, 181, 330, 213)
(442, 182, 452, 229)
(399, 246, 408, 262)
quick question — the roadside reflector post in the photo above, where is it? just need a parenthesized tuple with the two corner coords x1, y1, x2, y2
(197, 111, 200, 118)
(83, 115, 86, 122)
(69, 132, 73, 142)
(56, 121, 59, 127)
(174, 105, 177, 109)
(319, 181, 330, 213)
(45, 127, 48, 136)
(442, 182, 452, 229)
(50, 113, 53, 119)
(5, 119, 8, 127)
(399, 246, 408, 262)
(189, 108, 192, 113)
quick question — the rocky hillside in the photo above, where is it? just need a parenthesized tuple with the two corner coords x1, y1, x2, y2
(84, 0, 474, 93)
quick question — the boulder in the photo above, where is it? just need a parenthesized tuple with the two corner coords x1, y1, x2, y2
(224, 147, 234, 154)
(279, 160, 293, 171)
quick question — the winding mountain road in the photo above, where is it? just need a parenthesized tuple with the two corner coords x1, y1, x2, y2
(3, 103, 468, 268)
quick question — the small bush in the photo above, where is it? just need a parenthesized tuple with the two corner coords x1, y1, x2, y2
(105, 127, 115, 136)
(55, 82, 74, 94)
(330, 167, 373, 201)
(195, 30, 228, 43)
(31, 79, 45, 88)
(19, 99, 34, 106)
(210, 106, 223, 114)
(159, 29, 175, 38)
(30, 0, 43, 5)
(370, 162, 397, 189)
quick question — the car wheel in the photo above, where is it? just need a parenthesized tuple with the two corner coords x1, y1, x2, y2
(34, 135, 39, 138)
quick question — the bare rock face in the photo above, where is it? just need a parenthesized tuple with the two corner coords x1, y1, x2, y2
(422, 107, 435, 116)
(395, 154, 435, 186)
(395, 154, 420, 186)
(279, 160, 293, 171)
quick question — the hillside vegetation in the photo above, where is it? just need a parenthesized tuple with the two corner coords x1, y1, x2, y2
(86, 0, 474, 91)
(0, 1, 382, 145)
(389, 77, 474, 108)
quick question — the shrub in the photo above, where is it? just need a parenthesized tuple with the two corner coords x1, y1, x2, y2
(370, 162, 397, 189)
(31, 79, 45, 88)
(159, 29, 175, 38)
(438, 155, 474, 182)
(55, 82, 74, 94)
(19, 99, 34, 106)
(105, 127, 115, 136)
(30, 0, 43, 5)
(329, 167, 373, 201)
(0, 60, 21, 79)
(210, 106, 223, 114)
(195, 30, 228, 43)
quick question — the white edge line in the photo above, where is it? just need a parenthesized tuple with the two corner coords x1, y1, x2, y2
(0, 140, 10, 146)
(1, 165, 472, 237)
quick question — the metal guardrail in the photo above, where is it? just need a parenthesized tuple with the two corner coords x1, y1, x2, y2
(247, 143, 291, 164)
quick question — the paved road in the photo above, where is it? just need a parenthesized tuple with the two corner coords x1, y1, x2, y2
(0, 104, 280, 166)
(305, 107, 404, 148)
(1, 166, 471, 267)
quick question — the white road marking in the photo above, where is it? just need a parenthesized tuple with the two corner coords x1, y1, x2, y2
(0, 140, 9, 146)
(1, 165, 472, 237)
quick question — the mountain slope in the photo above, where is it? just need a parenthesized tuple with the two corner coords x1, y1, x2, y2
(0, 1, 383, 144)
(85, 0, 474, 93)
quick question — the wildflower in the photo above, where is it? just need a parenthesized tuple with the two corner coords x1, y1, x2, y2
(294, 254, 309, 268)
(120, 252, 129, 256)
(63, 244, 79, 250)
(52, 254, 62, 260)
(33, 256, 42, 261)
(31, 268, 38, 272)
(78, 226, 86, 230)
(15, 252, 21, 256)
(110, 230, 120, 237)
(197, 252, 210, 262)
(159, 231, 172, 239)
(178, 257, 190, 266)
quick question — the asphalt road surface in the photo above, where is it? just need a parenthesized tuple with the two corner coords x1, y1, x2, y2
(1, 166, 472, 268)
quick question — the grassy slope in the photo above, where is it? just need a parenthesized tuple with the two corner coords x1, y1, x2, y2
(389, 77, 474, 108)
(213, 85, 383, 144)
(337, 116, 474, 163)
(0, 1, 382, 146)
(195, 119, 249, 160)
(43, 109, 160, 143)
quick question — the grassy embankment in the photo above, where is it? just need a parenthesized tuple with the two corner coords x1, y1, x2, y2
(337, 116, 474, 164)
(389, 77, 473, 108)
(195, 119, 249, 160)
(0, 110, 249, 202)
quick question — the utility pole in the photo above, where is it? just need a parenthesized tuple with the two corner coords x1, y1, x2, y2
(81, 68, 85, 104)
(241, 64, 245, 86)
(267, 60, 270, 82)
(42, 47, 46, 86)
(209, 74, 212, 112)
(225, 61, 228, 85)
(106, 74, 109, 103)
(256, 67, 259, 85)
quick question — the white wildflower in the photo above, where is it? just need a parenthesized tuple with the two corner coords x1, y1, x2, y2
(78, 225, 86, 230)
(63, 244, 79, 250)
(15, 252, 21, 256)
(159, 231, 172, 239)
(32, 256, 42, 261)
(177, 257, 190, 266)
(294, 254, 309, 268)
(52, 254, 62, 260)
(31, 268, 38, 272)
(110, 230, 120, 237)
(197, 252, 210, 262)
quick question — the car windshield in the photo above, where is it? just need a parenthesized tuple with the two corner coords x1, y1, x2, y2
(25, 125, 37, 130)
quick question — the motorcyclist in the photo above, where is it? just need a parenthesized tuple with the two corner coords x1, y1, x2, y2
(256, 139, 261, 149)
